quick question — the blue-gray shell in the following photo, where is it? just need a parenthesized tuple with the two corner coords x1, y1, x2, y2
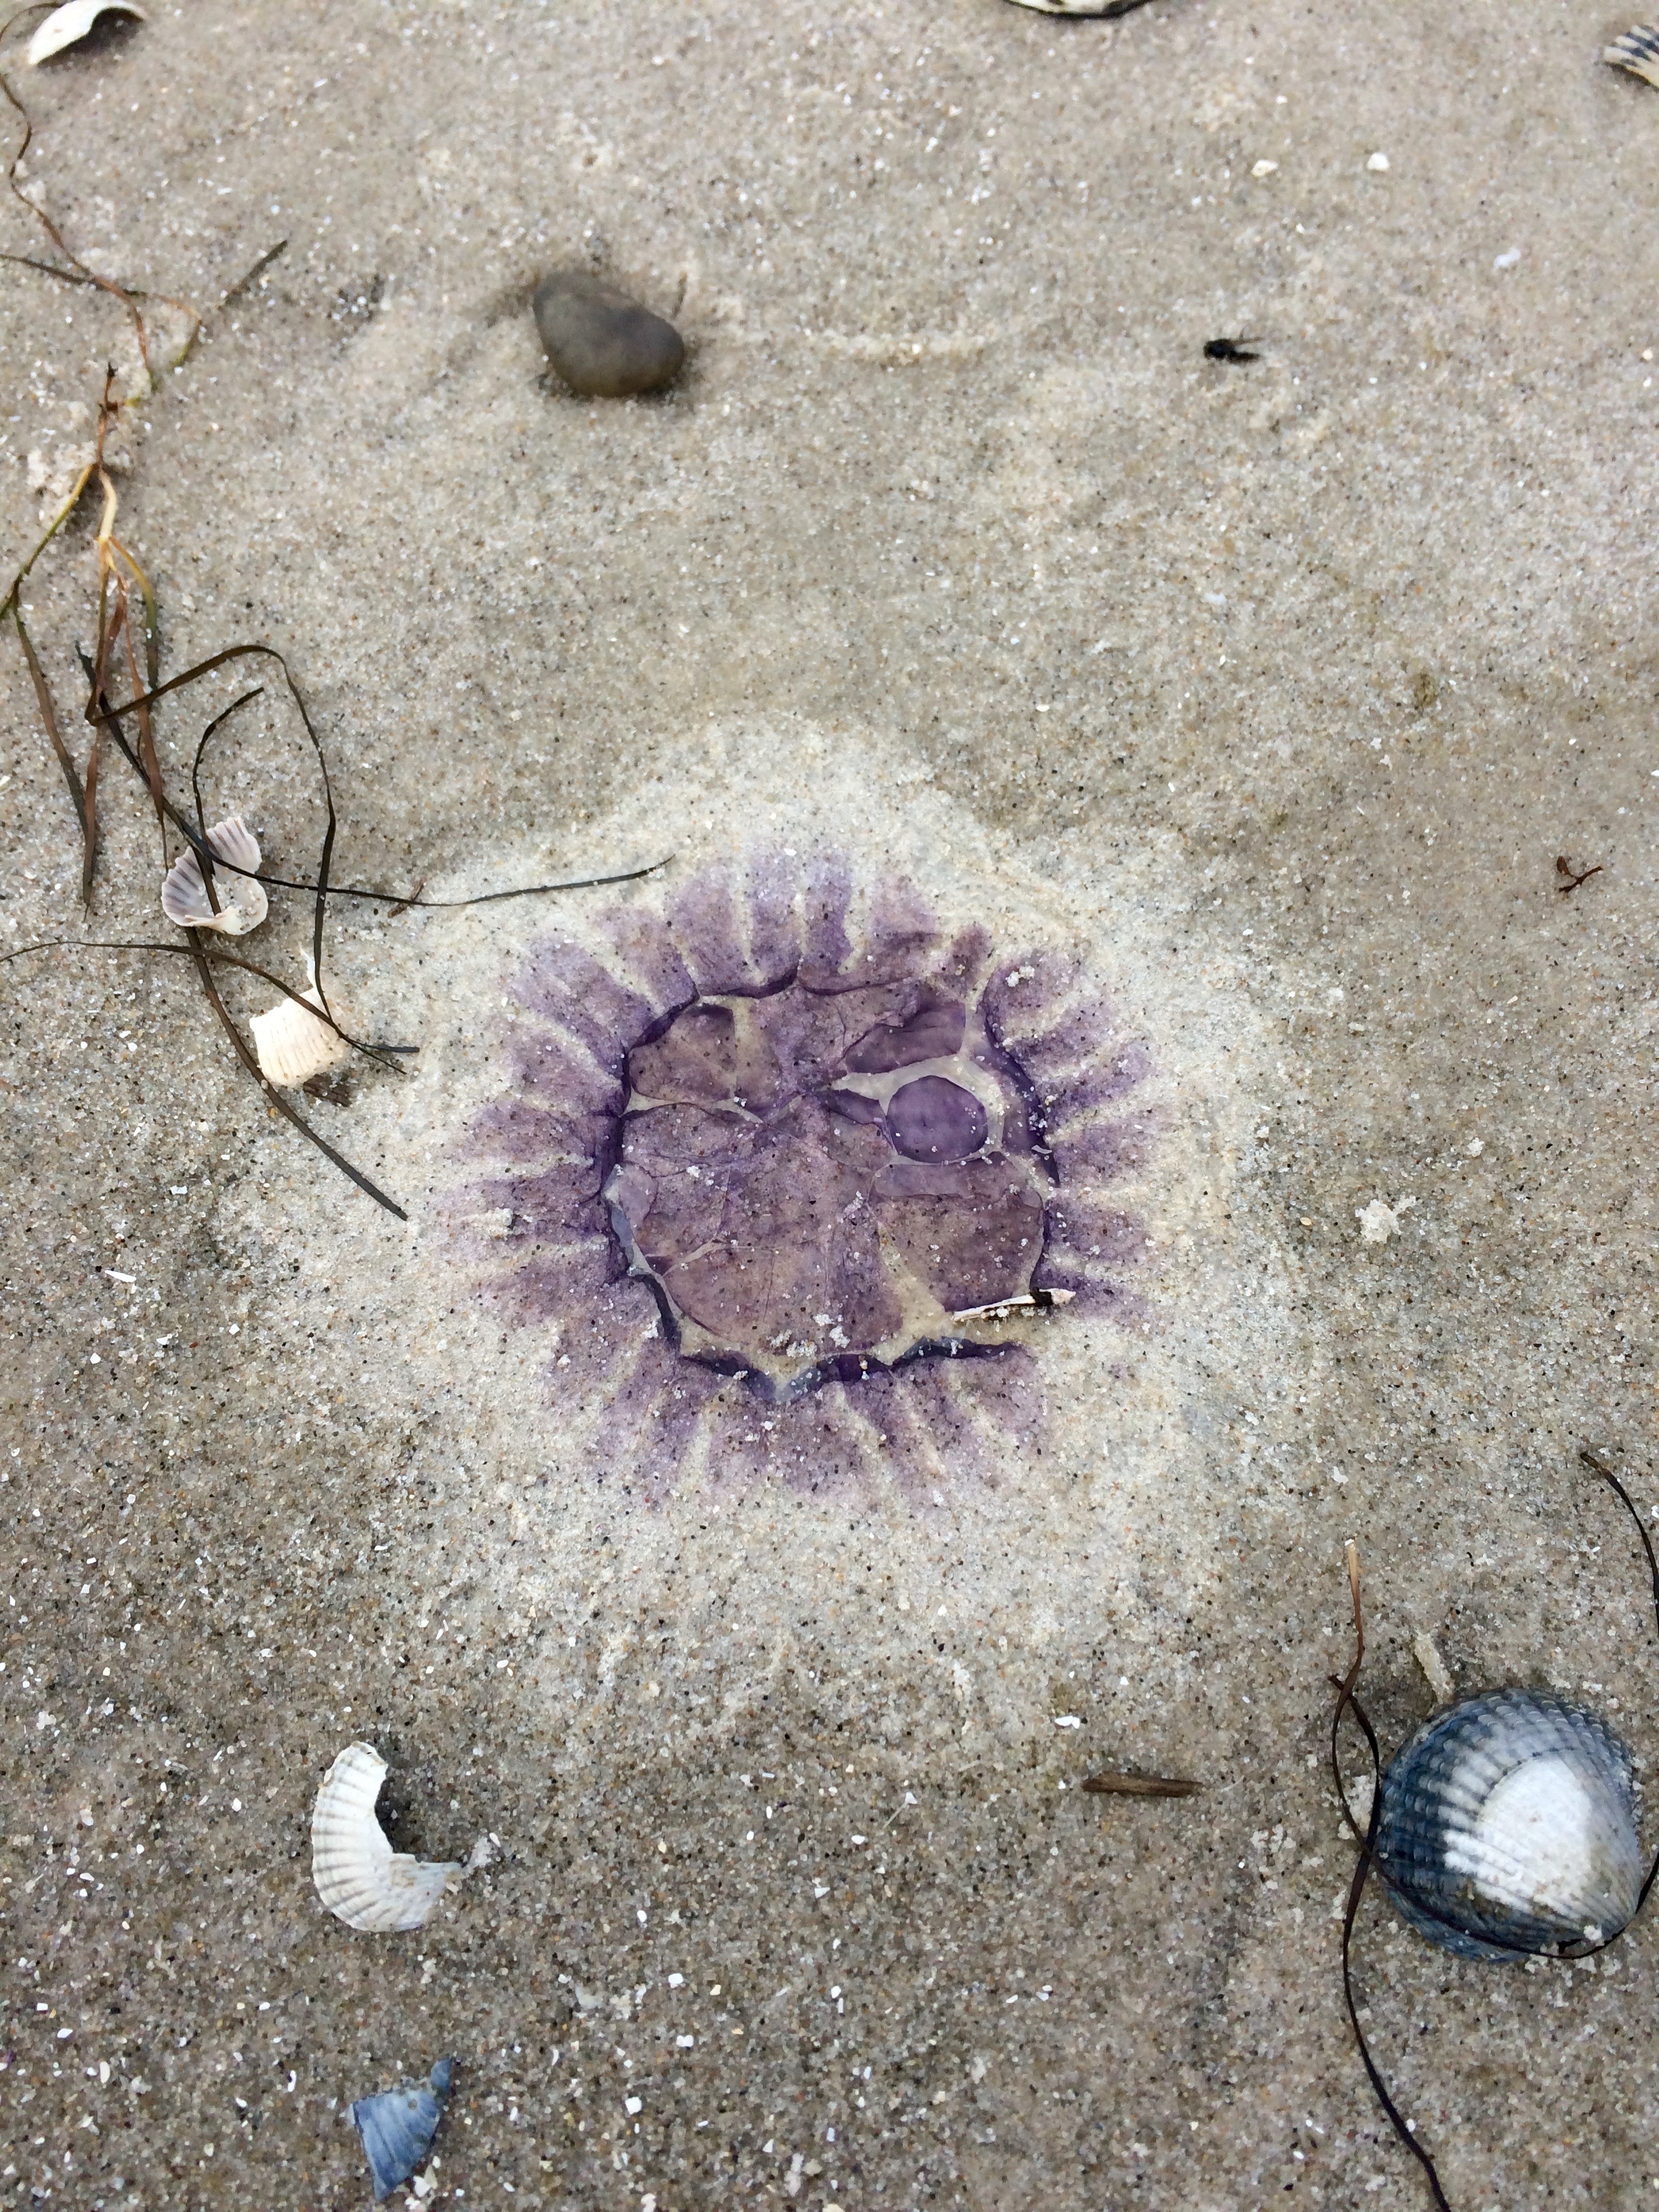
(350, 2056, 454, 2201)
(1376, 1689, 1644, 1962)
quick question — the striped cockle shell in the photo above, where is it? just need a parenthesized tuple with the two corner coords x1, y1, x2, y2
(1605, 25, 1659, 89)
(161, 815, 268, 936)
(1376, 1689, 1645, 1961)
(310, 1742, 461, 1933)
(249, 978, 351, 1088)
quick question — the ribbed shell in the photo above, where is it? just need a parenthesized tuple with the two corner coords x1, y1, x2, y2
(350, 2056, 454, 2201)
(1376, 1689, 1644, 1961)
(249, 983, 350, 1088)
(310, 1742, 460, 1933)
(1605, 25, 1659, 89)
(161, 816, 268, 935)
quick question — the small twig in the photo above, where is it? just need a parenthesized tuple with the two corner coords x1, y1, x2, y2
(219, 236, 287, 310)
(0, 245, 94, 285)
(1556, 856, 1603, 895)
(1080, 1771, 1200, 1797)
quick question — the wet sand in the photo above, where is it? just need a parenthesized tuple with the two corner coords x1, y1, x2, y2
(2, 4, 1657, 2207)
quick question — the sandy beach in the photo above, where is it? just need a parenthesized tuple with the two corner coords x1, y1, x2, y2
(1, 3, 1656, 2207)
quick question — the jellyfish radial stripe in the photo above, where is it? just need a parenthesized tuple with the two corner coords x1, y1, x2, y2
(450, 853, 1155, 1497)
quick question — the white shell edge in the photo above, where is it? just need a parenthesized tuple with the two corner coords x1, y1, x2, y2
(310, 1742, 462, 1933)
(249, 985, 351, 1087)
(27, 0, 146, 65)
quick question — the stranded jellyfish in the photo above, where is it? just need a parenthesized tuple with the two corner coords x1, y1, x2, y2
(452, 854, 1155, 1495)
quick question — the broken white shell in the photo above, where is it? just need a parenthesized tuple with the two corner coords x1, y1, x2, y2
(161, 815, 268, 936)
(310, 1742, 462, 1933)
(27, 0, 146, 66)
(249, 977, 350, 1088)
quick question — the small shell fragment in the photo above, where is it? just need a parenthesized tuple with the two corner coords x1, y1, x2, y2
(249, 978, 350, 1088)
(26, 0, 145, 64)
(350, 2056, 454, 2201)
(1002, 0, 1155, 14)
(160, 815, 268, 936)
(310, 1742, 461, 1933)
(1412, 1631, 1456, 1708)
(951, 1287, 1075, 1323)
(1605, 24, 1659, 88)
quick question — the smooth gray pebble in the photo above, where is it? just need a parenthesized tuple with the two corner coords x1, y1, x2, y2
(532, 267, 684, 398)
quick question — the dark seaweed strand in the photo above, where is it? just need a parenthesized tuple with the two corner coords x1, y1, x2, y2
(91, 668, 407, 1217)
(91, 644, 670, 908)
(0, 937, 413, 1071)
(191, 687, 265, 835)
(189, 685, 266, 918)
(1581, 1446, 1659, 1919)
(85, 643, 335, 1011)
(184, 928, 407, 1220)
(0, 31, 159, 383)
(1330, 1544, 1454, 2212)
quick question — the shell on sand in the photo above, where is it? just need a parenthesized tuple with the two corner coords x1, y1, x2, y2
(1605, 25, 1659, 88)
(161, 815, 268, 936)
(249, 981, 351, 1088)
(1002, 0, 1155, 16)
(350, 2057, 455, 2201)
(1376, 1689, 1645, 1961)
(27, 0, 146, 66)
(310, 1742, 461, 1933)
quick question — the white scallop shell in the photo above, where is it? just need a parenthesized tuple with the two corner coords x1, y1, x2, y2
(249, 980, 351, 1088)
(310, 1742, 461, 1933)
(27, 0, 146, 65)
(161, 815, 268, 936)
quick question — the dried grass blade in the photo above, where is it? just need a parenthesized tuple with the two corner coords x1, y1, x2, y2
(220, 236, 285, 308)
(0, 455, 94, 623)
(12, 604, 87, 855)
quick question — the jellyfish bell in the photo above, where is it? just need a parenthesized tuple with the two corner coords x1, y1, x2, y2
(451, 851, 1158, 1491)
